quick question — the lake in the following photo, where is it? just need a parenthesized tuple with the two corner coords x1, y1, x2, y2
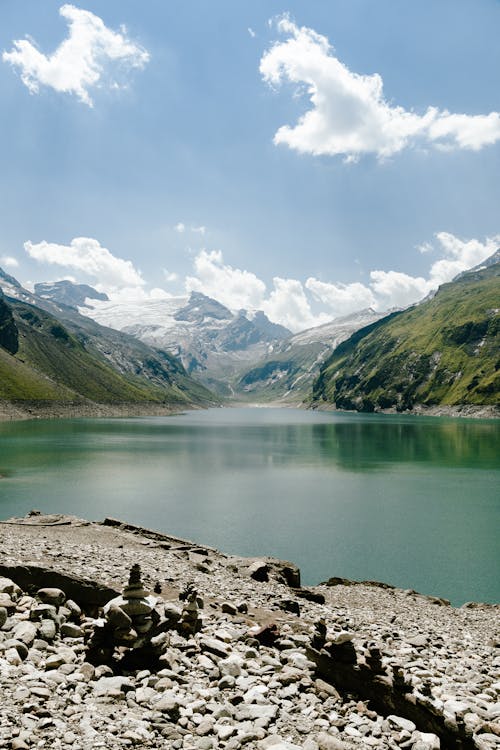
(0, 407, 498, 605)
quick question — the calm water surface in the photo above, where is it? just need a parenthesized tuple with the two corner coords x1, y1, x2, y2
(0, 408, 498, 605)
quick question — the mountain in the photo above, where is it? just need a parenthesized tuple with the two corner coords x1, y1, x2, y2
(34, 280, 109, 308)
(78, 290, 291, 396)
(236, 309, 386, 403)
(0, 270, 218, 414)
(312, 256, 500, 412)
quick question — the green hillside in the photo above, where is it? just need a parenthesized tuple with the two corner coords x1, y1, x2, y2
(312, 262, 500, 412)
(0, 296, 217, 410)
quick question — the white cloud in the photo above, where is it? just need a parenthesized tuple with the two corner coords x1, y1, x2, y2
(302, 232, 500, 317)
(21, 232, 499, 333)
(184, 249, 329, 331)
(175, 222, 206, 235)
(185, 249, 266, 310)
(417, 242, 433, 254)
(305, 277, 376, 316)
(370, 232, 500, 307)
(0, 255, 19, 268)
(428, 232, 500, 285)
(262, 277, 330, 331)
(369, 270, 429, 308)
(260, 16, 500, 160)
(248, 27, 256, 38)
(3, 4, 149, 106)
(163, 269, 179, 283)
(24, 237, 146, 295)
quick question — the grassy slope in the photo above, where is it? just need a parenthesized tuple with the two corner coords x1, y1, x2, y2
(0, 299, 215, 407)
(312, 265, 500, 411)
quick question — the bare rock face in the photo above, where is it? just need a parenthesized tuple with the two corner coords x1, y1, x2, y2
(0, 297, 18, 354)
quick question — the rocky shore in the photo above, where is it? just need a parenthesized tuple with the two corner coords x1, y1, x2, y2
(0, 513, 498, 750)
(1, 399, 498, 422)
(0, 401, 185, 422)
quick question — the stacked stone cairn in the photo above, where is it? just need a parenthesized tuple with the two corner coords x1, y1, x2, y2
(86, 565, 203, 667)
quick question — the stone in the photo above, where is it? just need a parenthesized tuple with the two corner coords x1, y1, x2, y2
(135, 686, 158, 704)
(164, 602, 182, 627)
(200, 637, 229, 658)
(0, 592, 16, 611)
(13, 621, 37, 646)
(4, 638, 29, 660)
(65, 599, 82, 619)
(36, 587, 66, 607)
(45, 653, 69, 670)
(387, 715, 417, 733)
(38, 618, 57, 641)
(316, 733, 348, 750)
(122, 563, 151, 599)
(153, 696, 181, 720)
(0, 605, 7, 628)
(0, 576, 22, 599)
(411, 732, 440, 750)
(279, 599, 301, 615)
(94, 676, 134, 697)
(5, 647, 22, 665)
(247, 561, 269, 582)
(60, 622, 84, 638)
(219, 655, 244, 678)
(30, 603, 58, 622)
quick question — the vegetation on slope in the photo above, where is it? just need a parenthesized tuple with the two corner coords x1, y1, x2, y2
(312, 262, 500, 412)
(0, 297, 217, 409)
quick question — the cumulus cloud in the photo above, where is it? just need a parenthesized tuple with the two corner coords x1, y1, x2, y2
(21, 232, 498, 332)
(24, 237, 146, 295)
(305, 277, 376, 317)
(185, 249, 266, 310)
(174, 223, 186, 233)
(260, 16, 500, 160)
(0, 255, 19, 269)
(184, 249, 330, 331)
(262, 277, 330, 331)
(294, 232, 499, 318)
(369, 270, 429, 308)
(3, 4, 149, 106)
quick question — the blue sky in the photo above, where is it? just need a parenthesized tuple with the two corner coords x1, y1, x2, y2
(1, 0, 499, 330)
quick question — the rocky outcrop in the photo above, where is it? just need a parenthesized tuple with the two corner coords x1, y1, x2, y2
(0, 296, 18, 354)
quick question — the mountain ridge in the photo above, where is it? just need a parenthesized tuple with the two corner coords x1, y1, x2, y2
(0, 269, 219, 415)
(312, 257, 500, 413)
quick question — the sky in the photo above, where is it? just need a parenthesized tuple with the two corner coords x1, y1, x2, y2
(0, 0, 499, 331)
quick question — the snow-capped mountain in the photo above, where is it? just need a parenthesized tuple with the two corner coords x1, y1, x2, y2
(75, 290, 291, 395)
(2, 271, 390, 402)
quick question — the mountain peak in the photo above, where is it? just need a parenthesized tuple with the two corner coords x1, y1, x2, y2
(34, 280, 109, 309)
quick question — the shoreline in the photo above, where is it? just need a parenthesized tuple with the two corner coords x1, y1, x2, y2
(0, 513, 498, 749)
(0, 400, 190, 422)
(1, 398, 498, 422)
(310, 401, 500, 419)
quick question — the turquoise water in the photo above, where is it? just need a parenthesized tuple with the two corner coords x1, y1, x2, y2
(0, 408, 498, 605)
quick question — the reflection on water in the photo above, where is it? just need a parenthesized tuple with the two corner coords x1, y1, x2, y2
(0, 408, 498, 605)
